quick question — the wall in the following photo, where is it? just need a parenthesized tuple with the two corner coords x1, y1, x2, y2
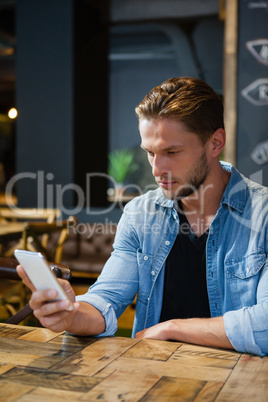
(236, 0, 268, 185)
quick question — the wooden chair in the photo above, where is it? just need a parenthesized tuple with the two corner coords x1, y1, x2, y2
(0, 207, 62, 258)
(0, 207, 61, 223)
(0, 256, 71, 325)
(5, 216, 77, 264)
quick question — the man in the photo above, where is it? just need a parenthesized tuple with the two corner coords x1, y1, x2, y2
(18, 77, 268, 356)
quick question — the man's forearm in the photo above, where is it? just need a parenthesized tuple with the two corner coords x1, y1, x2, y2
(136, 316, 234, 350)
(168, 317, 233, 349)
(66, 301, 106, 336)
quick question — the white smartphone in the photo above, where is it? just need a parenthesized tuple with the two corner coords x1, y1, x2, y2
(14, 249, 74, 311)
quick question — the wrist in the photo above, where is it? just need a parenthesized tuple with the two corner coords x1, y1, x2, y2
(163, 319, 181, 340)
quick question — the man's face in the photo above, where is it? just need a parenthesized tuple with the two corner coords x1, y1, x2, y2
(139, 118, 211, 200)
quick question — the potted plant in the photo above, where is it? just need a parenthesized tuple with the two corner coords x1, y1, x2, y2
(108, 149, 138, 198)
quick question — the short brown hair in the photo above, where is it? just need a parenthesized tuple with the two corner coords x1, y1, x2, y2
(135, 77, 224, 144)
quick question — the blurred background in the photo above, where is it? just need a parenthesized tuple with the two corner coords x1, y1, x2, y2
(0, 0, 267, 330)
(0, 0, 267, 223)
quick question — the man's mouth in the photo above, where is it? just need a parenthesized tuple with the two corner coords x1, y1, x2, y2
(157, 180, 177, 189)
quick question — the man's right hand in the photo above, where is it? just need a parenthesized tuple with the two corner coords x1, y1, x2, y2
(16, 264, 80, 333)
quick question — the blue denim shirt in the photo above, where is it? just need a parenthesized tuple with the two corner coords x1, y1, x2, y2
(77, 162, 268, 356)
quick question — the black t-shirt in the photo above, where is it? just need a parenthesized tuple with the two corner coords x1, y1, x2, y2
(159, 205, 211, 322)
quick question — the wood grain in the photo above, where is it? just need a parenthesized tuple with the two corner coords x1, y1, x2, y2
(0, 324, 35, 339)
(168, 343, 239, 369)
(0, 382, 35, 402)
(123, 339, 180, 361)
(0, 336, 83, 369)
(18, 327, 62, 342)
(104, 356, 231, 383)
(0, 367, 101, 392)
(0, 323, 267, 401)
(217, 354, 268, 401)
(48, 332, 97, 347)
(51, 336, 139, 376)
(17, 387, 85, 402)
(0, 363, 14, 375)
(81, 371, 160, 401)
(142, 376, 209, 401)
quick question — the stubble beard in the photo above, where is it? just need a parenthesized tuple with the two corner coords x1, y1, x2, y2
(160, 151, 210, 201)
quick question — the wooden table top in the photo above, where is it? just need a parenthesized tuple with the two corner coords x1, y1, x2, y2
(0, 323, 267, 401)
(0, 222, 25, 241)
(0, 208, 61, 222)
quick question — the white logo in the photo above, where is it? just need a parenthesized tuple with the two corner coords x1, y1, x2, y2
(241, 78, 268, 105)
(245, 0, 268, 9)
(251, 140, 268, 165)
(246, 39, 268, 65)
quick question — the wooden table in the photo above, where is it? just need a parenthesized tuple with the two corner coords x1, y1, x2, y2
(0, 208, 61, 223)
(0, 222, 25, 242)
(0, 323, 267, 401)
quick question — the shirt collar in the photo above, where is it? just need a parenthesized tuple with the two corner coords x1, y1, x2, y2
(220, 162, 247, 214)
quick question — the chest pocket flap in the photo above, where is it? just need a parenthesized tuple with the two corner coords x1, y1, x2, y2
(226, 252, 266, 279)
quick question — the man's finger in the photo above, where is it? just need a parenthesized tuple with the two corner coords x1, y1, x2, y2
(16, 264, 36, 292)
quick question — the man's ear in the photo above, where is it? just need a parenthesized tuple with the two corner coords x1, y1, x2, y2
(210, 128, 226, 158)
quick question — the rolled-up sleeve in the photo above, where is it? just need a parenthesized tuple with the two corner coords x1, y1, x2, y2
(74, 208, 140, 337)
(76, 293, 118, 337)
(224, 305, 268, 356)
(223, 260, 268, 356)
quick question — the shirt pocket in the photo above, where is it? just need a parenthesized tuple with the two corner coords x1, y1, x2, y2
(137, 248, 154, 304)
(225, 252, 266, 309)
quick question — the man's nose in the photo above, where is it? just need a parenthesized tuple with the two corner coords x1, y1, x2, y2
(152, 155, 167, 177)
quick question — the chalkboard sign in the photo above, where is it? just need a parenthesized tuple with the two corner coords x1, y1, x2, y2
(237, 0, 268, 185)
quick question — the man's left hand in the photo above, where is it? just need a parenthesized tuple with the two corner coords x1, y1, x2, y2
(135, 321, 174, 340)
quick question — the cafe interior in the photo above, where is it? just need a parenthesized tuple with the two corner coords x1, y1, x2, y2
(0, 1, 268, 400)
(0, 0, 267, 327)
(0, 0, 267, 322)
(0, 0, 230, 329)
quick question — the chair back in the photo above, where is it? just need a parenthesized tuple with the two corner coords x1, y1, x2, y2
(0, 207, 61, 223)
(0, 256, 71, 324)
(6, 216, 77, 264)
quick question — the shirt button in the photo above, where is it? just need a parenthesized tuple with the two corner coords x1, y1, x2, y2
(151, 270, 155, 276)
(165, 240, 170, 246)
(144, 255, 149, 261)
(246, 268, 250, 274)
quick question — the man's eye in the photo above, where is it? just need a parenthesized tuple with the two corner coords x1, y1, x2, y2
(147, 151, 154, 157)
(168, 151, 179, 155)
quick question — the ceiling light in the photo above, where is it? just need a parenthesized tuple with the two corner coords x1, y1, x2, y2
(8, 107, 17, 119)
